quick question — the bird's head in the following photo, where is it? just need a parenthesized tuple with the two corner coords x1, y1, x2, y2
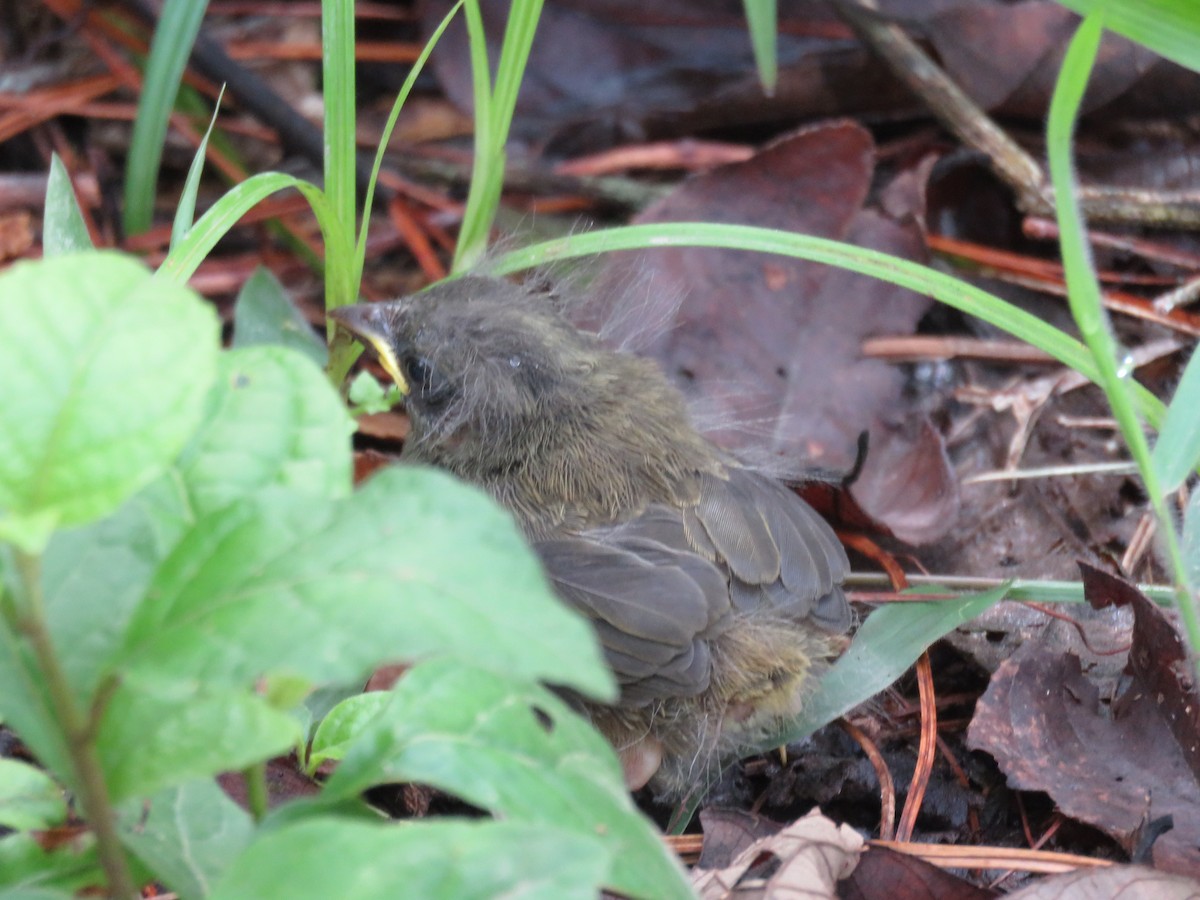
(330, 276, 611, 475)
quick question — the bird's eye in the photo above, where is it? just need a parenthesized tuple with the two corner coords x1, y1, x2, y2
(402, 354, 450, 406)
(403, 355, 434, 387)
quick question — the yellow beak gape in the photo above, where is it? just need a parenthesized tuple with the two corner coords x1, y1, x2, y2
(364, 336, 410, 396)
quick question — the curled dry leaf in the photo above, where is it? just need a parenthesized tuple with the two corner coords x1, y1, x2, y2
(691, 808, 863, 899)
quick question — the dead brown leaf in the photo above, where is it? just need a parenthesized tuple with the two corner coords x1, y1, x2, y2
(585, 120, 956, 543)
(966, 577, 1200, 879)
(839, 845, 997, 900)
(1005, 864, 1200, 900)
(691, 808, 863, 899)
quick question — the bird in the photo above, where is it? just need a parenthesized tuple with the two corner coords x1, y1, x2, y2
(330, 275, 851, 798)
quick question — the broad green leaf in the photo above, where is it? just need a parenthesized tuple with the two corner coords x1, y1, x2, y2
(115, 467, 614, 699)
(118, 778, 253, 900)
(308, 691, 391, 768)
(0, 832, 101, 896)
(0, 253, 218, 540)
(346, 370, 399, 415)
(211, 819, 610, 900)
(0, 621, 72, 792)
(123, 0, 210, 234)
(97, 675, 300, 803)
(0, 889, 75, 900)
(42, 155, 92, 256)
(1056, 0, 1200, 75)
(43, 475, 191, 703)
(322, 660, 691, 900)
(770, 585, 1011, 746)
(231, 268, 327, 367)
(0, 760, 65, 831)
(1152, 341, 1200, 492)
(175, 346, 352, 515)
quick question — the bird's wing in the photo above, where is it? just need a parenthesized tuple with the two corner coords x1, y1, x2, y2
(682, 466, 852, 633)
(535, 506, 732, 705)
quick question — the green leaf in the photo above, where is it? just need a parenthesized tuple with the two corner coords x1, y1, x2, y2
(322, 660, 691, 900)
(1184, 488, 1200, 589)
(453, 0, 545, 272)
(43, 476, 191, 704)
(770, 585, 1011, 746)
(309, 691, 392, 768)
(1055, 0, 1200, 75)
(157, 173, 332, 285)
(42, 155, 93, 256)
(0, 621, 72, 791)
(0, 252, 219, 538)
(491, 224, 1167, 428)
(211, 819, 611, 900)
(0, 889, 76, 900)
(171, 85, 226, 251)
(355, 1, 465, 281)
(347, 371, 398, 415)
(0, 833, 101, 896)
(97, 674, 300, 803)
(175, 346, 352, 515)
(115, 467, 614, 699)
(1152, 341, 1200, 492)
(123, 0, 211, 235)
(742, 0, 778, 95)
(0, 760, 65, 831)
(118, 778, 253, 900)
(231, 268, 328, 367)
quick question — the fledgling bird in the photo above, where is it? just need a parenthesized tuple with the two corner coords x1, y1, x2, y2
(330, 275, 851, 798)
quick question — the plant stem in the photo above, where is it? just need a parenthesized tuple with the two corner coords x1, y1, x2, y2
(13, 550, 137, 899)
(243, 761, 269, 822)
(1047, 16, 1200, 667)
(843, 572, 1178, 606)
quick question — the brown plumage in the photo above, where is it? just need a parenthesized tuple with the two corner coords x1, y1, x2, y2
(330, 275, 851, 797)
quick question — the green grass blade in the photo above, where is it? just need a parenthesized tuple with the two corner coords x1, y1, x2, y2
(742, 0, 778, 96)
(770, 584, 1011, 747)
(1047, 15, 1197, 648)
(490, 223, 1166, 426)
(355, 1, 466, 284)
(157, 173, 331, 285)
(1152, 342, 1200, 492)
(170, 85, 226, 252)
(321, 0, 357, 256)
(452, 0, 498, 274)
(1056, 0, 1200, 74)
(319, 0, 358, 326)
(452, 0, 545, 272)
(123, 0, 211, 235)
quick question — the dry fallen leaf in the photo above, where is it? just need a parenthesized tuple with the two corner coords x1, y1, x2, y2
(585, 121, 957, 544)
(1005, 863, 1200, 900)
(691, 808, 863, 899)
(967, 573, 1200, 879)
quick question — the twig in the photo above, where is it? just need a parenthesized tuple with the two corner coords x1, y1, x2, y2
(840, 720, 896, 841)
(834, 0, 1200, 229)
(896, 651, 936, 842)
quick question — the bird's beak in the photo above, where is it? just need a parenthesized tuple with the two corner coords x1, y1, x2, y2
(329, 303, 410, 395)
